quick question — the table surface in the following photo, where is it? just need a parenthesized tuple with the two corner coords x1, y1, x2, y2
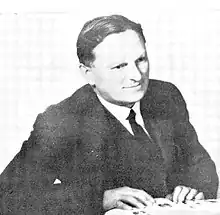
(105, 199, 220, 215)
(106, 209, 220, 215)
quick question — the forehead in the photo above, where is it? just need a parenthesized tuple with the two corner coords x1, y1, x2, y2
(93, 30, 145, 67)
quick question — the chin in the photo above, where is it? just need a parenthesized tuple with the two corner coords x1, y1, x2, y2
(131, 91, 145, 101)
(121, 92, 145, 104)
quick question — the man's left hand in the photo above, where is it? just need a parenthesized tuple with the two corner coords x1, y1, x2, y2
(166, 186, 204, 203)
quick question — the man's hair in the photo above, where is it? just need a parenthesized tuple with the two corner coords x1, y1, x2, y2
(76, 14, 146, 67)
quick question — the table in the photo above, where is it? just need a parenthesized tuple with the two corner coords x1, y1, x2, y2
(105, 199, 220, 215)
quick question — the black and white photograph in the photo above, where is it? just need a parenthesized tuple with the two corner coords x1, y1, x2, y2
(0, 1, 220, 214)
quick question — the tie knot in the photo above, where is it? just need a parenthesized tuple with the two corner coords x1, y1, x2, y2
(126, 109, 136, 123)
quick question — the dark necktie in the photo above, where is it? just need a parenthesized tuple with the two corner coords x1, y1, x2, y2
(126, 109, 150, 140)
(126, 108, 163, 161)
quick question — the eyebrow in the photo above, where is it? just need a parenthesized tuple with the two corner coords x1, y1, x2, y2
(110, 52, 147, 69)
(137, 52, 147, 59)
(111, 62, 128, 69)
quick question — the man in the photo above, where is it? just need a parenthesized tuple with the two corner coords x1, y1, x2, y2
(0, 15, 218, 215)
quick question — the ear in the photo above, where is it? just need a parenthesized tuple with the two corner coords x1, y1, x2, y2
(79, 63, 89, 74)
(79, 63, 95, 85)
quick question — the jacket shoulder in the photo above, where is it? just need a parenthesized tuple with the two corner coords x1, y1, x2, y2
(32, 84, 94, 138)
(147, 79, 185, 102)
(144, 79, 187, 119)
(148, 79, 179, 95)
(44, 84, 93, 115)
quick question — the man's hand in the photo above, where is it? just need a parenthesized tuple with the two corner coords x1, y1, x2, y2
(166, 185, 204, 203)
(103, 186, 155, 211)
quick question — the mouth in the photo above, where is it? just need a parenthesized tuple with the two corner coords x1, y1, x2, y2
(123, 83, 141, 89)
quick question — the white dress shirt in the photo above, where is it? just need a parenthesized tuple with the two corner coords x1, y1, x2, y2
(97, 94, 150, 136)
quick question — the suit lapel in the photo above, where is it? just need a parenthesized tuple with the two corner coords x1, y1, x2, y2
(140, 88, 176, 173)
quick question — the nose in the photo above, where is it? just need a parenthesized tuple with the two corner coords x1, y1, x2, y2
(128, 63, 142, 82)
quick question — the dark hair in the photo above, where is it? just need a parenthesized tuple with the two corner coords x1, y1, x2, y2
(76, 14, 146, 67)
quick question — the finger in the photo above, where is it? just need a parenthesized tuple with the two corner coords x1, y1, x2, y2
(116, 200, 133, 210)
(185, 188, 198, 201)
(172, 186, 183, 203)
(177, 186, 191, 203)
(131, 188, 155, 205)
(122, 195, 145, 209)
(165, 194, 173, 201)
(155, 198, 175, 206)
(194, 192, 204, 200)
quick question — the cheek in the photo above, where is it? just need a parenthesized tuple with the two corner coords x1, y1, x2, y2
(118, 75, 127, 88)
(107, 73, 125, 86)
(94, 71, 108, 86)
(96, 70, 126, 91)
(98, 76, 120, 91)
(94, 75, 103, 86)
(139, 62, 149, 73)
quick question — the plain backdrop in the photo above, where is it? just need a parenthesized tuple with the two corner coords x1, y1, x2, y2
(0, 1, 220, 177)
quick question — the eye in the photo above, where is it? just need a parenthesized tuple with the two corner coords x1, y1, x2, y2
(111, 63, 127, 70)
(136, 56, 147, 63)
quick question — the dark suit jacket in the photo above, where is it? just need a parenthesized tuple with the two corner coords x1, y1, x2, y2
(0, 79, 218, 215)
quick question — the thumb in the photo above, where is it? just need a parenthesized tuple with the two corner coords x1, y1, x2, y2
(195, 192, 204, 200)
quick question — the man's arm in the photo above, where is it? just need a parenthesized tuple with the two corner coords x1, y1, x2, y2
(167, 84, 219, 199)
(0, 112, 86, 215)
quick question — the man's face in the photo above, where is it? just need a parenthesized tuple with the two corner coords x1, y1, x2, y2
(88, 30, 149, 107)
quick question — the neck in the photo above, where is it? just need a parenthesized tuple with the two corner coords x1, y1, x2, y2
(94, 88, 136, 108)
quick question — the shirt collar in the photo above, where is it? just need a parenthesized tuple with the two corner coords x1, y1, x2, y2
(96, 94, 141, 121)
(132, 101, 141, 116)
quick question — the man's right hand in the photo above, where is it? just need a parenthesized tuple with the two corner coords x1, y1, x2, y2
(103, 186, 155, 211)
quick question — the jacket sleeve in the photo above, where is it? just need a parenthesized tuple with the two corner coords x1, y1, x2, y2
(166, 83, 219, 199)
(0, 112, 93, 215)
